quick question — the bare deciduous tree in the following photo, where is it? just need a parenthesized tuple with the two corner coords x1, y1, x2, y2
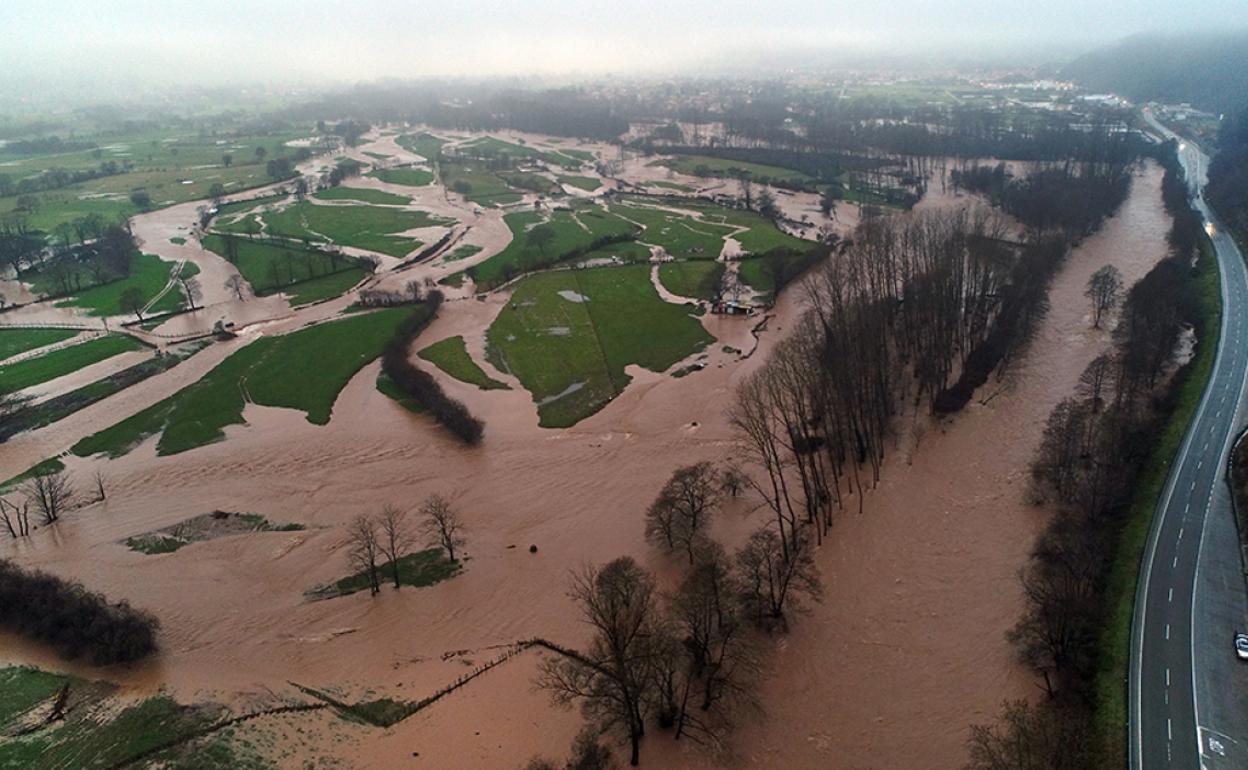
(419, 493, 465, 562)
(539, 557, 662, 766)
(644, 462, 722, 563)
(735, 526, 821, 630)
(346, 514, 382, 596)
(965, 700, 1093, 770)
(378, 505, 417, 589)
(224, 274, 246, 301)
(0, 497, 31, 538)
(1085, 264, 1123, 328)
(24, 470, 73, 524)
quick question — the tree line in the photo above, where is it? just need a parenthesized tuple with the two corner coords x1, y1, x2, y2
(1207, 105, 1248, 243)
(0, 558, 159, 665)
(532, 462, 819, 767)
(380, 289, 485, 444)
(966, 141, 1211, 769)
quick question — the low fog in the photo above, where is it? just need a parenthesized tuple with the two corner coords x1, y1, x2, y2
(1, 0, 1244, 93)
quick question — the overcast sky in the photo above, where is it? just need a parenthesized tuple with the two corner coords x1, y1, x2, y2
(1, 0, 1244, 88)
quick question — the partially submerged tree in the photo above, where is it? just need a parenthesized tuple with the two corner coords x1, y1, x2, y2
(224, 273, 246, 301)
(419, 493, 465, 562)
(644, 462, 722, 563)
(378, 505, 416, 589)
(735, 526, 821, 630)
(346, 514, 382, 596)
(23, 469, 73, 525)
(540, 558, 662, 766)
(1085, 264, 1123, 328)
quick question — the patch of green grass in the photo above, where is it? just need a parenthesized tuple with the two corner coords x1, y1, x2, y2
(0, 334, 146, 395)
(201, 234, 361, 298)
(468, 207, 637, 290)
(169, 236, 186, 245)
(376, 370, 426, 413)
(418, 336, 509, 390)
(497, 172, 558, 195)
(363, 151, 392, 160)
(559, 175, 602, 192)
(486, 264, 713, 427)
(283, 267, 366, 306)
(440, 160, 523, 207)
(366, 167, 434, 187)
(610, 203, 734, 259)
(659, 261, 724, 300)
(442, 244, 482, 263)
(0, 328, 79, 362)
(460, 136, 579, 168)
(396, 132, 446, 162)
(214, 212, 263, 235)
(314, 548, 460, 599)
(1093, 236, 1221, 759)
(649, 180, 693, 192)
(72, 308, 413, 458)
(0, 667, 70, 726)
(214, 193, 288, 219)
(313, 186, 411, 205)
(654, 154, 812, 183)
(0, 458, 66, 494)
(262, 201, 448, 257)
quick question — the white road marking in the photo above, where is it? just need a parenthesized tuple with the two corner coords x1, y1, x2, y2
(1169, 587, 1174, 602)
(1167, 668, 1171, 686)
(1166, 624, 1171, 640)
(1179, 527, 1185, 541)
(1173, 556, 1179, 568)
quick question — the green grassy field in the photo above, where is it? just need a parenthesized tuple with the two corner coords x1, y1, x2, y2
(499, 172, 559, 195)
(654, 155, 812, 184)
(396, 132, 447, 162)
(72, 308, 412, 458)
(201, 234, 360, 300)
(25, 252, 196, 317)
(0, 334, 146, 395)
(418, 335, 509, 390)
(376, 370, 426, 413)
(441, 244, 482, 263)
(313, 187, 410, 205)
(215, 193, 289, 219)
(262, 201, 447, 257)
(559, 175, 602, 192)
(658, 261, 725, 300)
(466, 206, 637, 289)
(459, 136, 581, 168)
(648, 180, 693, 192)
(440, 160, 523, 207)
(366, 167, 434, 187)
(0, 328, 79, 362)
(486, 264, 713, 427)
(609, 203, 735, 259)
(0, 666, 274, 770)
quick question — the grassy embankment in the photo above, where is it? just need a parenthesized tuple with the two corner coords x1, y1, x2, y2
(72, 307, 412, 458)
(25, 252, 198, 317)
(652, 154, 813, 184)
(486, 264, 713, 427)
(1093, 235, 1221, 754)
(0, 335, 146, 396)
(417, 335, 509, 390)
(0, 328, 79, 361)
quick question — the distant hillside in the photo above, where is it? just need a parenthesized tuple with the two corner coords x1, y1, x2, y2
(1062, 31, 1248, 115)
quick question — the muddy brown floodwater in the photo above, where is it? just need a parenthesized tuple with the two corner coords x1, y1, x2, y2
(0, 157, 1172, 770)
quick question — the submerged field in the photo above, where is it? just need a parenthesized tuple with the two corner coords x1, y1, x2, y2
(486, 264, 712, 427)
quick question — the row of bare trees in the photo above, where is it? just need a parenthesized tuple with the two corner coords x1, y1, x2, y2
(345, 494, 466, 595)
(969, 150, 1210, 768)
(0, 468, 88, 538)
(537, 462, 821, 767)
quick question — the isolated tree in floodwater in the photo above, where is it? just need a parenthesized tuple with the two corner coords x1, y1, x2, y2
(179, 275, 201, 310)
(23, 469, 73, 525)
(1085, 264, 1123, 328)
(419, 494, 465, 562)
